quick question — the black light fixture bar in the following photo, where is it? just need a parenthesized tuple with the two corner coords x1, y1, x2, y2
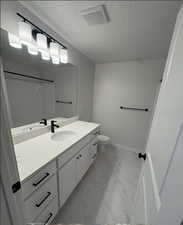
(4, 70, 54, 83)
(17, 13, 67, 49)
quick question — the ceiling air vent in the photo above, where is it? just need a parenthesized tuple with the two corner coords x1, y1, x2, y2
(81, 5, 110, 26)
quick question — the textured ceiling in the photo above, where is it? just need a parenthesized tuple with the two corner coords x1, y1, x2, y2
(20, 1, 182, 63)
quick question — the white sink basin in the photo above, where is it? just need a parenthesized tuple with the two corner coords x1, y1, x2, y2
(51, 130, 76, 142)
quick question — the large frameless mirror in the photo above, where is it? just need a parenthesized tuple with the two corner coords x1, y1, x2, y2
(1, 28, 78, 128)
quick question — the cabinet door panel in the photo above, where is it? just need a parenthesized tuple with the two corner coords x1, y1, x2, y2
(76, 145, 90, 184)
(90, 138, 98, 165)
(59, 156, 77, 207)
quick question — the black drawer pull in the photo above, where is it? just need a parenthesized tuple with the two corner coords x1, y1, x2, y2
(33, 173, 50, 187)
(35, 192, 51, 208)
(93, 142, 98, 146)
(44, 212, 53, 224)
(79, 154, 82, 158)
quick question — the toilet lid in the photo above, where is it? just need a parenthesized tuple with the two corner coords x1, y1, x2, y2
(97, 135, 110, 142)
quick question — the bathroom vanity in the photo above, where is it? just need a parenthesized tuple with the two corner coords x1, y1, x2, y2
(13, 120, 100, 224)
(1, 26, 100, 224)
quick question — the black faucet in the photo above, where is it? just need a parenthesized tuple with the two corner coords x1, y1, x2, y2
(40, 118, 47, 126)
(51, 120, 59, 133)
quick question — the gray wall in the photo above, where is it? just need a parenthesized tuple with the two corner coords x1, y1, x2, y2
(1, 1, 95, 122)
(92, 59, 165, 152)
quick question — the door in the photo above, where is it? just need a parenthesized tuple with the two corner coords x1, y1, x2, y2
(132, 5, 183, 225)
(59, 156, 77, 208)
(0, 59, 25, 225)
(154, 123, 183, 225)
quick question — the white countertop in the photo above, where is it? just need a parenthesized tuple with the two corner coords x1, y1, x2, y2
(12, 116, 79, 144)
(14, 121, 100, 182)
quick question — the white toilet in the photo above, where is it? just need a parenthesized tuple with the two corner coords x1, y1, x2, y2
(97, 134, 110, 152)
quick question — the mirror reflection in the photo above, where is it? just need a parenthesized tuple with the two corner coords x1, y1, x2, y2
(1, 29, 78, 128)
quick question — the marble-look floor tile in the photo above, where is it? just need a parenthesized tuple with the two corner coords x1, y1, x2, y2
(53, 144, 142, 225)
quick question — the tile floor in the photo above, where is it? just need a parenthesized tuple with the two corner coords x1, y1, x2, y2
(53, 144, 142, 225)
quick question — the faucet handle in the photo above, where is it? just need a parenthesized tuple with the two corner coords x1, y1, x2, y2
(40, 118, 47, 126)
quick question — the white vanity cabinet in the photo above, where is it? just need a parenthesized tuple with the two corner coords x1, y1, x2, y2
(19, 123, 100, 224)
(59, 155, 78, 207)
(58, 144, 91, 208)
(33, 197, 58, 224)
(24, 174, 57, 222)
(22, 160, 57, 199)
(75, 144, 90, 184)
(58, 128, 99, 208)
(22, 160, 58, 225)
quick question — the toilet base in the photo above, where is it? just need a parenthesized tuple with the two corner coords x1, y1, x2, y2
(98, 143, 108, 153)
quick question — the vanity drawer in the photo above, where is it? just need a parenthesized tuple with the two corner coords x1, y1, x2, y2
(58, 134, 91, 168)
(33, 197, 58, 225)
(24, 174, 57, 222)
(22, 160, 57, 199)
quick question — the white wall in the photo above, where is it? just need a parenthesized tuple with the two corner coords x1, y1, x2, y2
(1, 0, 94, 121)
(54, 67, 78, 118)
(93, 59, 165, 152)
(41, 65, 78, 118)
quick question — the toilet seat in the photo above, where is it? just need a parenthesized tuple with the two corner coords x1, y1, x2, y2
(97, 135, 110, 144)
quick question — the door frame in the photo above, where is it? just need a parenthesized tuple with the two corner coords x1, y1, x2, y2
(0, 58, 25, 225)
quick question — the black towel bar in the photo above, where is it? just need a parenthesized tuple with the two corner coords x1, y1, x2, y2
(120, 106, 149, 111)
(56, 100, 72, 104)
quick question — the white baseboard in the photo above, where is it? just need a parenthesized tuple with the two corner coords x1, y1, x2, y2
(112, 143, 143, 154)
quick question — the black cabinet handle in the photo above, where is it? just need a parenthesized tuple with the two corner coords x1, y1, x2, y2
(35, 192, 51, 208)
(93, 142, 98, 146)
(44, 212, 53, 224)
(33, 173, 50, 187)
(76, 154, 82, 159)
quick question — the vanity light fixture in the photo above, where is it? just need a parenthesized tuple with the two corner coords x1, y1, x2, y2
(8, 13, 68, 65)
(60, 48, 68, 64)
(52, 57, 60, 64)
(28, 40, 38, 55)
(37, 33, 48, 54)
(50, 42, 59, 58)
(50, 42, 60, 64)
(19, 21, 32, 45)
(8, 33, 22, 49)
(41, 51, 50, 61)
